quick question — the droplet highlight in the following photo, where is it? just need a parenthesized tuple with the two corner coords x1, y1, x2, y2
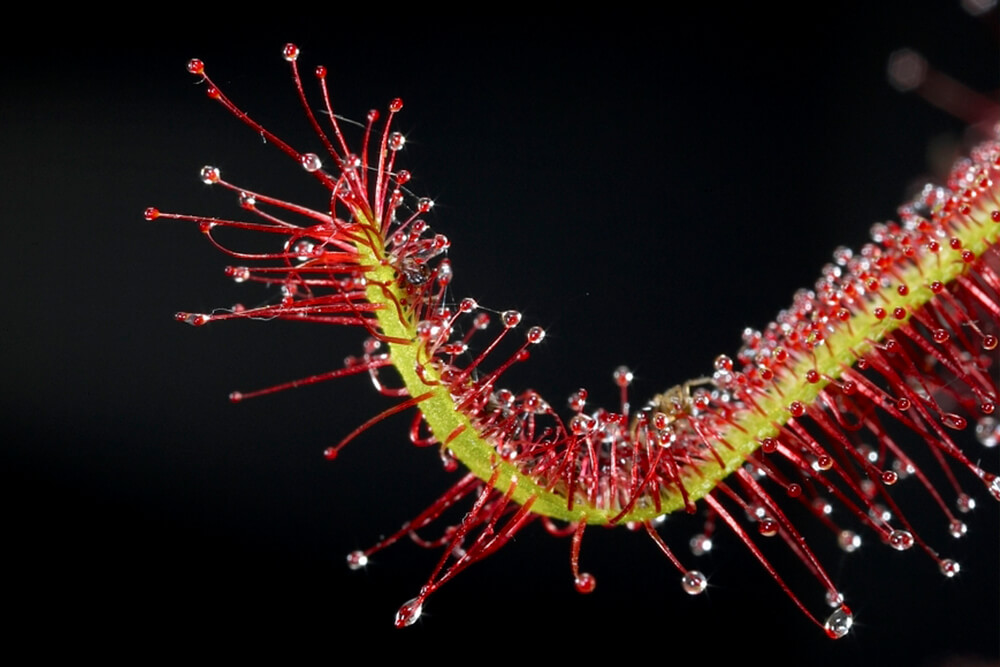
(200, 165, 220, 184)
(838, 530, 862, 553)
(346, 550, 369, 570)
(824, 606, 853, 639)
(888, 529, 914, 551)
(388, 132, 405, 151)
(300, 153, 322, 172)
(939, 559, 961, 578)
(681, 570, 707, 595)
(976, 417, 999, 448)
(689, 534, 713, 556)
(394, 598, 423, 628)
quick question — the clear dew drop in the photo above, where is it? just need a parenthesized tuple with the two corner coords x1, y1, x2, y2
(939, 559, 961, 578)
(888, 529, 914, 551)
(200, 165, 220, 184)
(825, 590, 844, 607)
(949, 519, 968, 538)
(758, 518, 779, 537)
(230, 266, 250, 283)
(388, 191, 406, 212)
(346, 550, 368, 570)
(838, 530, 862, 553)
(975, 416, 999, 448)
(713, 354, 733, 372)
(436, 260, 453, 286)
(527, 326, 546, 344)
(941, 412, 967, 430)
(813, 498, 833, 516)
(175, 312, 209, 327)
(415, 319, 443, 342)
(681, 570, 707, 595)
(892, 458, 916, 479)
(293, 240, 315, 260)
(394, 598, 423, 628)
(569, 414, 595, 436)
(870, 503, 893, 523)
(824, 606, 853, 639)
(689, 534, 713, 556)
(501, 310, 522, 328)
(388, 132, 406, 151)
(300, 153, 323, 172)
(956, 493, 976, 513)
(568, 389, 587, 412)
(494, 389, 514, 409)
(989, 475, 1000, 501)
(832, 245, 853, 265)
(341, 153, 361, 172)
(613, 366, 634, 388)
(523, 391, 548, 414)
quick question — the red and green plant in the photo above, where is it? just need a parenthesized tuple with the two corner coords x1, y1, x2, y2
(148, 43, 999, 638)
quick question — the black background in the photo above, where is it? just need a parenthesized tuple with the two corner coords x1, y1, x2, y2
(3, 5, 998, 664)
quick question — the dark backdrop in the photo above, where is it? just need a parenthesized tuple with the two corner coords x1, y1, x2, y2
(2, 5, 997, 664)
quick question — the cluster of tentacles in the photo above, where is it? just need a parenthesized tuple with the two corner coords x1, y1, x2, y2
(149, 44, 999, 638)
